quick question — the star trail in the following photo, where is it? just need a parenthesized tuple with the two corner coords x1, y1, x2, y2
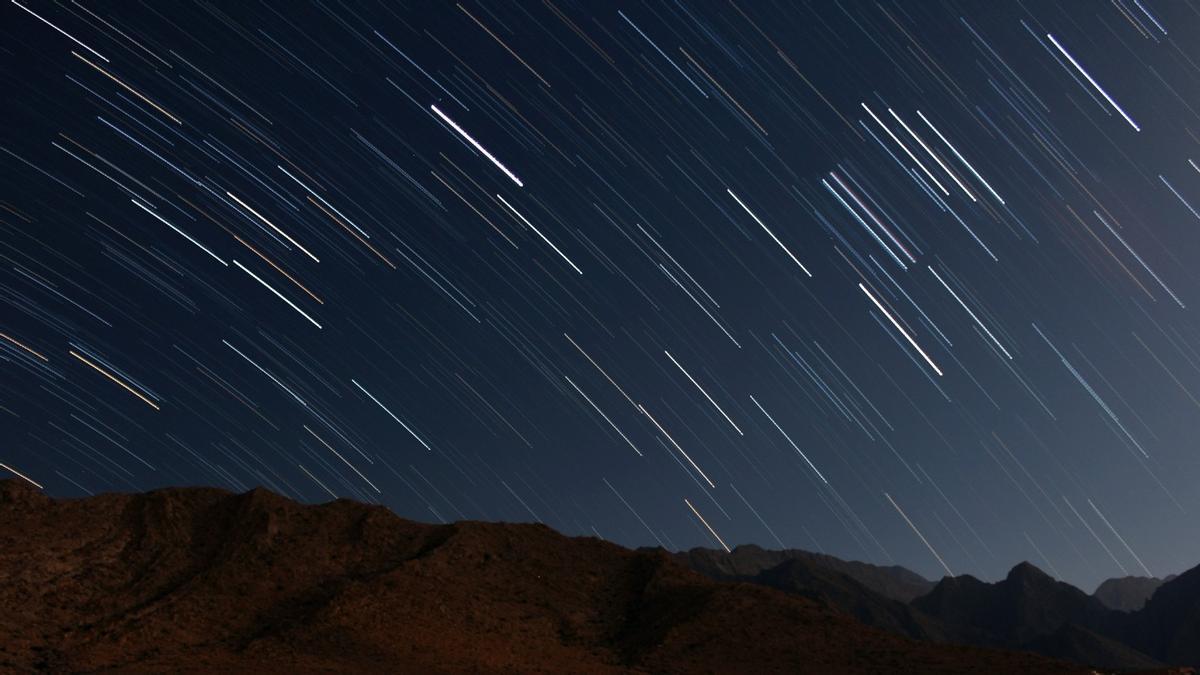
(3, 0, 1200, 592)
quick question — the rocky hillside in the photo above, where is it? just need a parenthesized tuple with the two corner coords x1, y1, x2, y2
(0, 479, 1094, 674)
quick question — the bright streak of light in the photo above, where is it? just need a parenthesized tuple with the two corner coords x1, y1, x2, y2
(431, 104, 524, 187)
(1063, 496, 1129, 575)
(823, 177, 908, 269)
(660, 264, 742, 348)
(916, 110, 1006, 205)
(0, 331, 49, 361)
(304, 424, 380, 493)
(298, 463, 338, 499)
(1046, 34, 1140, 132)
(885, 491, 954, 577)
(69, 349, 160, 410)
(828, 171, 914, 263)
(351, 379, 433, 452)
(664, 351, 743, 435)
(1132, 0, 1167, 35)
(564, 333, 639, 410)
(224, 340, 307, 407)
(564, 376, 643, 456)
(639, 404, 715, 488)
(232, 260, 322, 329)
(749, 394, 827, 484)
(72, 51, 181, 125)
(927, 266, 1012, 359)
(888, 108, 977, 202)
(859, 283, 944, 376)
(861, 102, 949, 195)
(278, 164, 370, 238)
(685, 497, 730, 552)
(727, 188, 812, 276)
(131, 199, 227, 266)
(496, 194, 582, 274)
(618, 10, 708, 98)
(0, 462, 44, 489)
(227, 191, 320, 263)
(1088, 498, 1153, 577)
(12, 1, 108, 62)
(230, 232, 324, 304)
(1113, 193, 1184, 309)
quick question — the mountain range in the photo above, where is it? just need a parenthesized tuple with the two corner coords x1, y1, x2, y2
(1, 478, 1194, 673)
(676, 545, 1200, 671)
(671, 543, 935, 602)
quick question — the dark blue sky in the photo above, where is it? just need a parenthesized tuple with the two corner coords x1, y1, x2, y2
(3, 0, 1199, 592)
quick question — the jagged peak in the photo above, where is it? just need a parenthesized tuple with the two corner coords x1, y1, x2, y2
(1006, 561, 1053, 584)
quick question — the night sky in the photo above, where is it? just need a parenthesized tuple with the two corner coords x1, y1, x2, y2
(3, 0, 1199, 593)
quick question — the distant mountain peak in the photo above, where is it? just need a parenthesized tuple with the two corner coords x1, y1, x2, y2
(673, 544, 935, 603)
(1093, 575, 1167, 612)
(1005, 561, 1053, 584)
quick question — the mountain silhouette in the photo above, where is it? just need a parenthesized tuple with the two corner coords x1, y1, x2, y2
(0, 479, 1097, 674)
(1106, 564, 1200, 667)
(908, 561, 1169, 669)
(673, 543, 935, 602)
(746, 557, 952, 643)
(1094, 575, 1175, 612)
(678, 543, 1200, 671)
(912, 561, 1111, 647)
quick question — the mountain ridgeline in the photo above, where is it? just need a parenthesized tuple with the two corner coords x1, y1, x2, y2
(1094, 576, 1176, 613)
(0, 479, 1088, 674)
(677, 545, 1200, 671)
(1, 478, 1195, 673)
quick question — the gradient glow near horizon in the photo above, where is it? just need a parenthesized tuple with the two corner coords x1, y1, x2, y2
(1, 0, 1198, 592)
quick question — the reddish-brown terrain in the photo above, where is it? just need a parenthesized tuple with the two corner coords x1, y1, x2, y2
(0, 479, 1155, 673)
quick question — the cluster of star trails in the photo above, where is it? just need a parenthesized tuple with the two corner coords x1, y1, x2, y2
(3, 0, 1199, 590)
